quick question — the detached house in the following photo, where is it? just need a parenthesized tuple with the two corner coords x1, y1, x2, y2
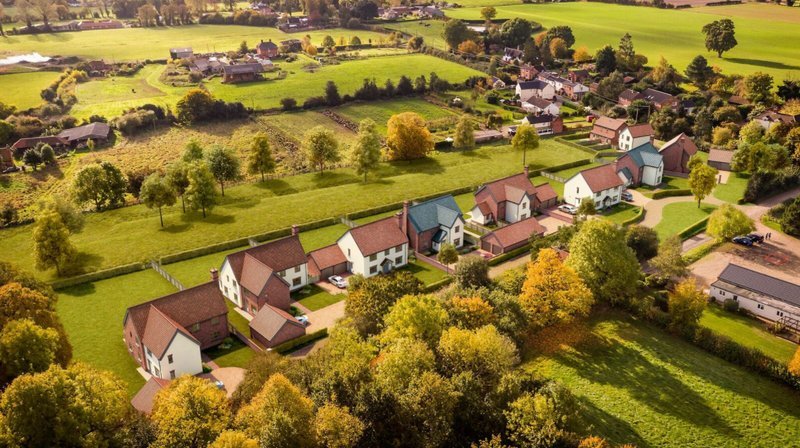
(222, 63, 264, 83)
(337, 216, 409, 278)
(521, 113, 564, 135)
(659, 133, 697, 174)
(522, 97, 560, 116)
(590, 116, 626, 147)
(564, 164, 624, 209)
(538, 72, 588, 100)
(618, 123, 654, 152)
(516, 80, 555, 101)
(641, 88, 678, 110)
(614, 143, 664, 187)
(123, 280, 229, 380)
(405, 195, 465, 253)
(256, 40, 279, 58)
(470, 171, 558, 225)
(618, 89, 643, 107)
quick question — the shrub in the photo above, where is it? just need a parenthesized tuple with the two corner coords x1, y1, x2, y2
(302, 96, 327, 109)
(722, 299, 739, 312)
(280, 97, 298, 111)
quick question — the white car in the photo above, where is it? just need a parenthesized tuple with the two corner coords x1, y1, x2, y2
(558, 204, 578, 215)
(328, 275, 347, 289)
(296, 315, 309, 326)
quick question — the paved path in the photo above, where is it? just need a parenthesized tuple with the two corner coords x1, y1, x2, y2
(488, 252, 531, 279)
(306, 300, 346, 334)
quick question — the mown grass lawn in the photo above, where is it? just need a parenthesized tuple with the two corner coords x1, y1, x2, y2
(600, 202, 641, 225)
(526, 311, 800, 447)
(0, 140, 589, 279)
(446, 2, 800, 80)
(700, 305, 796, 363)
(0, 71, 61, 110)
(530, 175, 565, 198)
(55, 269, 178, 396)
(713, 172, 750, 204)
(205, 338, 255, 368)
(337, 97, 456, 135)
(637, 175, 691, 198)
(403, 259, 449, 285)
(654, 201, 717, 240)
(294, 284, 344, 311)
(549, 162, 601, 181)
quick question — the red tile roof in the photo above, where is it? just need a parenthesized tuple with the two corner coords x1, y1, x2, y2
(249, 304, 305, 342)
(624, 123, 654, 138)
(708, 149, 734, 164)
(240, 254, 276, 297)
(11, 136, 67, 150)
(534, 183, 558, 203)
(142, 305, 199, 359)
(237, 235, 307, 273)
(345, 216, 407, 256)
(482, 217, 545, 249)
(593, 116, 626, 132)
(307, 244, 347, 276)
(576, 164, 624, 192)
(477, 173, 536, 204)
(131, 377, 170, 414)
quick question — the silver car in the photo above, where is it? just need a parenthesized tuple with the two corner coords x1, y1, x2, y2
(328, 275, 347, 289)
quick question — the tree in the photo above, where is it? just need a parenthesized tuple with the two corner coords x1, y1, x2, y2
(140, 173, 177, 228)
(238, 40, 249, 55)
(743, 72, 774, 104)
(23, 148, 42, 170)
(321, 35, 336, 48)
(595, 70, 626, 102)
(595, 45, 617, 76)
(35, 196, 83, 233)
(499, 17, 533, 48)
(39, 143, 55, 165)
(739, 120, 764, 145)
(505, 387, 575, 448)
(166, 162, 191, 213)
(685, 55, 715, 89)
(349, 36, 361, 46)
(346, 271, 423, 336)
(650, 235, 687, 282)
(303, 126, 340, 173)
(688, 163, 718, 208)
(453, 255, 490, 289)
(246, 132, 275, 182)
(182, 139, 205, 162)
(667, 278, 707, 333)
(650, 56, 681, 91)
(206, 146, 240, 196)
(625, 225, 659, 261)
(777, 79, 800, 102)
(137, 3, 157, 26)
(315, 403, 365, 448)
(73, 162, 127, 211)
(0, 318, 59, 378)
(781, 197, 800, 236)
(733, 142, 790, 172)
(235, 374, 316, 448)
(185, 161, 217, 218)
(437, 325, 518, 383)
(519, 248, 593, 331)
(567, 220, 640, 306)
(573, 46, 591, 62)
(576, 196, 596, 220)
(443, 19, 472, 50)
(0, 364, 128, 447)
(706, 204, 755, 241)
(437, 243, 459, 274)
(386, 112, 434, 161)
(210, 431, 258, 448)
(452, 116, 476, 151)
(324, 80, 341, 106)
(447, 296, 494, 329)
(789, 346, 800, 376)
(480, 6, 496, 21)
(617, 33, 636, 71)
(379, 294, 449, 347)
(350, 118, 381, 182)
(152, 376, 230, 448)
(511, 123, 539, 168)
(32, 212, 75, 276)
(702, 19, 737, 58)
(176, 88, 215, 124)
(458, 40, 482, 55)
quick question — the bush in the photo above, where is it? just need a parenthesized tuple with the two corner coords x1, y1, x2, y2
(273, 328, 328, 354)
(722, 299, 739, 312)
(743, 169, 800, 203)
(302, 96, 327, 109)
(111, 109, 157, 136)
(280, 97, 298, 111)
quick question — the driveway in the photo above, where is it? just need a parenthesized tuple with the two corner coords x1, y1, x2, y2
(306, 299, 346, 334)
(488, 252, 531, 279)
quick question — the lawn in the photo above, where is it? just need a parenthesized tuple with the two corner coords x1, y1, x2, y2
(336, 97, 457, 135)
(549, 162, 600, 181)
(0, 25, 388, 61)
(689, 2, 800, 24)
(600, 202, 641, 225)
(204, 338, 255, 368)
(526, 311, 800, 447)
(713, 172, 750, 204)
(653, 201, 717, 240)
(293, 284, 344, 312)
(0, 140, 590, 279)
(700, 305, 796, 363)
(403, 258, 450, 285)
(0, 71, 61, 110)
(530, 175, 564, 198)
(55, 269, 178, 396)
(445, 2, 800, 80)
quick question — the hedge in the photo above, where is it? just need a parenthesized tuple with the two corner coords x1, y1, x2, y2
(651, 189, 691, 199)
(677, 216, 710, 239)
(682, 240, 722, 265)
(51, 262, 147, 290)
(620, 207, 645, 226)
(423, 277, 453, 292)
(560, 132, 589, 141)
(488, 244, 531, 266)
(273, 328, 329, 354)
(553, 137, 596, 156)
(528, 159, 592, 178)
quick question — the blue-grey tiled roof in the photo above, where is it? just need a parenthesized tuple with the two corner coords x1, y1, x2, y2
(407, 195, 462, 233)
(627, 143, 663, 168)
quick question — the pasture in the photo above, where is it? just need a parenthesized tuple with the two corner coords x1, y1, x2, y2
(336, 97, 457, 134)
(445, 2, 800, 80)
(0, 70, 60, 110)
(526, 311, 800, 447)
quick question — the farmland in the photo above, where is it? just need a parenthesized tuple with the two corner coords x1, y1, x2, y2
(526, 311, 800, 447)
(0, 70, 61, 110)
(445, 2, 800, 80)
(337, 98, 457, 134)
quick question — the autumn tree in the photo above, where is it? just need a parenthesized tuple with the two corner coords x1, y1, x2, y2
(789, 347, 800, 376)
(437, 325, 518, 383)
(505, 388, 575, 448)
(140, 173, 177, 228)
(185, 161, 217, 218)
(379, 294, 449, 347)
(702, 19, 737, 58)
(386, 112, 434, 161)
(688, 163, 718, 208)
(206, 146, 241, 196)
(32, 211, 75, 276)
(315, 403, 365, 448)
(346, 271, 423, 336)
(706, 204, 755, 241)
(511, 123, 539, 168)
(447, 296, 494, 329)
(573, 46, 591, 62)
(458, 40, 482, 55)
(667, 278, 707, 333)
(350, 118, 382, 182)
(210, 431, 258, 448)
(304, 126, 340, 173)
(453, 255, 490, 289)
(247, 132, 275, 182)
(0, 318, 59, 378)
(151, 376, 230, 448)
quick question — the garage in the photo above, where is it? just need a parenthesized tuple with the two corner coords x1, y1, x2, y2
(307, 244, 349, 280)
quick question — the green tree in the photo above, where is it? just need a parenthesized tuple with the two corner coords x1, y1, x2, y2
(0, 363, 128, 447)
(185, 161, 217, 218)
(140, 173, 177, 228)
(176, 88, 215, 124)
(22, 148, 42, 170)
(437, 243, 459, 273)
(325, 80, 341, 106)
(667, 278, 707, 333)
(183, 139, 205, 162)
(350, 118, 382, 182)
(314, 403, 365, 448)
(73, 162, 127, 211)
(32, 211, 75, 276)
(685, 55, 715, 89)
(166, 161, 191, 213)
(374, 337, 436, 394)
(505, 388, 575, 448)
(346, 271, 423, 336)
(206, 146, 241, 196)
(567, 220, 640, 306)
(650, 235, 688, 282)
(396, 371, 459, 447)
(733, 142, 790, 172)
(152, 376, 230, 448)
(511, 123, 539, 168)
(738, 120, 764, 145)
(743, 72, 774, 104)
(453, 254, 490, 289)
(781, 197, 800, 236)
(617, 32, 636, 71)
(625, 225, 660, 261)
(35, 195, 84, 233)
(480, 6, 496, 21)
(443, 19, 472, 50)
(453, 115, 475, 150)
(238, 40, 248, 55)
(702, 18, 737, 58)
(437, 325, 518, 383)
(0, 318, 59, 378)
(247, 132, 275, 182)
(386, 112, 434, 161)
(706, 204, 755, 241)
(321, 35, 335, 48)
(688, 163, 718, 207)
(379, 294, 449, 347)
(595, 45, 617, 76)
(39, 144, 55, 165)
(235, 374, 316, 448)
(499, 17, 533, 48)
(303, 126, 340, 173)
(576, 196, 596, 219)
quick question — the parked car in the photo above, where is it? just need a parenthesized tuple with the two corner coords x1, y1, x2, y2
(2, 167, 18, 174)
(296, 315, 309, 326)
(558, 204, 578, 215)
(507, 126, 518, 136)
(732, 236, 753, 246)
(746, 233, 764, 243)
(621, 191, 634, 202)
(328, 275, 347, 289)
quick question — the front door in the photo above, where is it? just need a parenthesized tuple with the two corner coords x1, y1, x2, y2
(381, 259, 393, 274)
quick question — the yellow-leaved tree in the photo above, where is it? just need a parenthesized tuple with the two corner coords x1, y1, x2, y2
(386, 112, 434, 161)
(788, 347, 800, 376)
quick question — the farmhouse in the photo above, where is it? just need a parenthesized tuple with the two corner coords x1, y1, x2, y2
(521, 113, 564, 135)
(614, 143, 664, 187)
(590, 116, 626, 147)
(708, 149, 733, 171)
(169, 47, 194, 59)
(222, 63, 264, 83)
(10, 136, 67, 152)
(753, 110, 798, 131)
(564, 164, 624, 209)
(337, 216, 409, 278)
(249, 304, 306, 348)
(658, 133, 697, 174)
(618, 89, 644, 107)
(522, 97, 560, 116)
(219, 231, 307, 315)
(480, 217, 546, 255)
(256, 40, 279, 58)
(405, 195, 465, 253)
(470, 171, 558, 225)
(519, 64, 540, 80)
(641, 88, 678, 110)
(57, 122, 111, 147)
(618, 123, 654, 152)
(515, 80, 555, 101)
(122, 281, 229, 380)
(503, 47, 524, 64)
(710, 264, 800, 326)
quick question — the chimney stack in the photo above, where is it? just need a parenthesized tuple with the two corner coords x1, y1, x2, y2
(395, 212, 403, 231)
(402, 200, 409, 235)
(291, 224, 299, 236)
(524, 166, 529, 178)
(210, 268, 219, 282)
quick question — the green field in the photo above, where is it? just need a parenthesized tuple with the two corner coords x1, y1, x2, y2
(713, 172, 750, 204)
(402, 259, 450, 285)
(0, 71, 61, 110)
(263, 111, 358, 148)
(527, 312, 800, 447)
(385, 20, 449, 50)
(337, 97, 457, 134)
(445, 2, 800, 80)
(654, 201, 717, 239)
(700, 305, 796, 363)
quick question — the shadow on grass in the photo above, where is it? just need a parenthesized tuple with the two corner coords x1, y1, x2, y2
(574, 396, 650, 448)
(63, 251, 105, 276)
(60, 281, 96, 297)
(725, 58, 800, 71)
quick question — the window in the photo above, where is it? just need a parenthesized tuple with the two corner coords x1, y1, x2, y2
(720, 291, 726, 296)
(169, 370, 176, 379)
(211, 316, 220, 325)
(294, 266, 301, 273)
(395, 256, 403, 265)
(370, 254, 377, 261)
(213, 331, 220, 339)
(233, 280, 237, 287)
(395, 245, 403, 252)
(777, 310, 785, 317)
(757, 304, 764, 310)
(384, 249, 390, 256)
(454, 238, 461, 246)
(234, 293, 238, 302)
(370, 266, 377, 274)
(190, 323, 200, 332)
(226, 275, 230, 282)
(522, 202, 527, 210)
(224, 286, 229, 295)
(595, 192, 601, 197)
(293, 278, 301, 286)
(168, 354, 173, 364)
(454, 226, 460, 233)
(733, 295, 738, 301)
(576, 187, 580, 194)
(347, 248, 351, 257)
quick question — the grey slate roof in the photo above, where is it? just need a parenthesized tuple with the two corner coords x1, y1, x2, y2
(517, 80, 549, 90)
(407, 195, 462, 233)
(57, 122, 111, 142)
(627, 143, 663, 168)
(715, 264, 800, 308)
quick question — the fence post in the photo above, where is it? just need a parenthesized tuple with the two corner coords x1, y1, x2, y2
(149, 260, 185, 291)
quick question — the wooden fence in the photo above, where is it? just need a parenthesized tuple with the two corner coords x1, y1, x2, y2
(149, 261, 184, 291)
(339, 216, 358, 228)
(465, 221, 492, 236)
